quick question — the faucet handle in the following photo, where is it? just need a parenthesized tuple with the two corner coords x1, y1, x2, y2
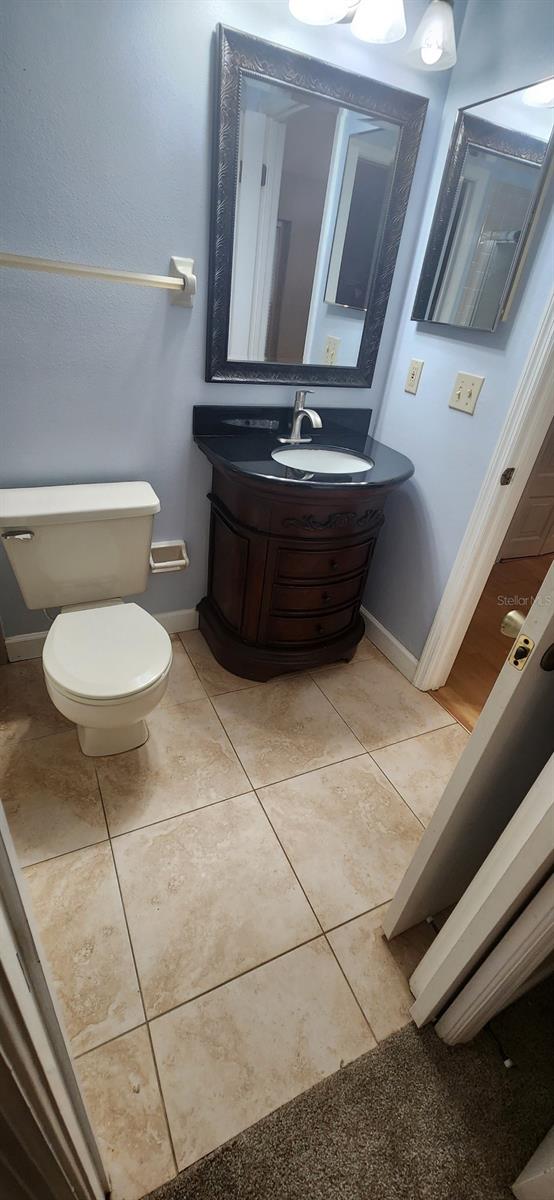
(294, 389, 314, 406)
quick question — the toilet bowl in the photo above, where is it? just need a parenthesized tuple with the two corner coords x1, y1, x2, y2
(43, 600, 172, 756)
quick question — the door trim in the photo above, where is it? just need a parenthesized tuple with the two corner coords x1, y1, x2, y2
(414, 290, 554, 692)
(0, 807, 109, 1200)
(434, 875, 554, 1045)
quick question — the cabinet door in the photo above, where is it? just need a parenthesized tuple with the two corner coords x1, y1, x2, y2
(209, 510, 249, 633)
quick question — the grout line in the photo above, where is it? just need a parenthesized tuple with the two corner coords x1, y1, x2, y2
(73, 1018, 147, 1060)
(322, 932, 379, 1045)
(253, 789, 377, 1044)
(94, 765, 179, 1178)
(106, 788, 255, 843)
(146, 932, 325, 1027)
(367, 755, 426, 832)
(323, 900, 391, 936)
(309, 669, 456, 753)
(22, 834, 111, 871)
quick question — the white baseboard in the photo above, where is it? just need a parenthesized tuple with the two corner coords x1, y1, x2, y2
(5, 607, 200, 662)
(155, 608, 199, 636)
(360, 607, 418, 683)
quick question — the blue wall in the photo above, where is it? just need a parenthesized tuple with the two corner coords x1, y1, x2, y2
(365, 0, 554, 658)
(0, 0, 449, 636)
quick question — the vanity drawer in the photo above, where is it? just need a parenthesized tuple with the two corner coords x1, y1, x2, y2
(276, 541, 371, 583)
(271, 574, 363, 614)
(265, 605, 356, 645)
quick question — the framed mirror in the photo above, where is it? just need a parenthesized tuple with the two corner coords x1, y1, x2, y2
(412, 80, 554, 331)
(206, 26, 428, 387)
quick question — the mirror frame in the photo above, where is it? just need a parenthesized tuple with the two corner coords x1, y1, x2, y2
(206, 25, 428, 387)
(412, 106, 554, 331)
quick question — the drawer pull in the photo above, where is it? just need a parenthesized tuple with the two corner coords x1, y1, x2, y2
(322, 592, 331, 603)
(315, 623, 323, 634)
(330, 559, 338, 571)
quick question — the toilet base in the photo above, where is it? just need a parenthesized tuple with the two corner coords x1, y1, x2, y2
(77, 719, 149, 757)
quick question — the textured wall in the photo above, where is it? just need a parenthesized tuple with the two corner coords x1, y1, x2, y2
(0, 0, 448, 636)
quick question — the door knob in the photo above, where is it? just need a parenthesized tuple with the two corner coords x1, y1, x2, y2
(500, 609, 525, 639)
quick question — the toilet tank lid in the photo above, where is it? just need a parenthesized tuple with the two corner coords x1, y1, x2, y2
(0, 482, 160, 527)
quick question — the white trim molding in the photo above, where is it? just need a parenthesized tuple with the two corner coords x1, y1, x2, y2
(414, 291, 554, 692)
(435, 875, 554, 1045)
(4, 607, 199, 662)
(360, 606, 418, 682)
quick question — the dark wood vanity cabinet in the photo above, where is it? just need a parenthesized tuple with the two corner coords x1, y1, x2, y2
(198, 462, 390, 681)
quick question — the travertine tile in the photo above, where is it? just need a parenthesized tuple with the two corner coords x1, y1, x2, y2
(150, 939, 374, 1170)
(213, 676, 362, 788)
(309, 635, 381, 673)
(76, 1026, 175, 1200)
(24, 843, 143, 1055)
(96, 700, 250, 836)
(259, 755, 422, 928)
(328, 905, 435, 1041)
(372, 724, 470, 826)
(179, 630, 256, 696)
(0, 658, 69, 749)
(160, 640, 206, 707)
(315, 655, 454, 751)
(2, 730, 107, 866)
(112, 793, 318, 1018)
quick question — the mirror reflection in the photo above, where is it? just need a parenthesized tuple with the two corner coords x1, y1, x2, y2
(414, 81, 554, 331)
(228, 77, 399, 366)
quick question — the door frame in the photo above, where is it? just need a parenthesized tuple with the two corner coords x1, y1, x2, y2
(414, 290, 554, 692)
(0, 806, 109, 1200)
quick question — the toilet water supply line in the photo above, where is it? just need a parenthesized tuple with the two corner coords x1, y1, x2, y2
(0, 252, 197, 307)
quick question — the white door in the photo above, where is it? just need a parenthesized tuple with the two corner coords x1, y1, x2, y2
(384, 561, 554, 939)
(0, 805, 108, 1199)
(500, 418, 554, 559)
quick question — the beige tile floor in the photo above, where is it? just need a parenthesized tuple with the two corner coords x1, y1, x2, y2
(0, 633, 469, 1198)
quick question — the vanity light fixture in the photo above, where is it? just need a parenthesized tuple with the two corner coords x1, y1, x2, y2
(289, 0, 406, 43)
(289, 0, 456, 63)
(351, 0, 406, 44)
(522, 77, 554, 107)
(405, 0, 457, 70)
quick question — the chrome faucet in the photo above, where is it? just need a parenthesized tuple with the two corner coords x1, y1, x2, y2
(279, 390, 323, 444)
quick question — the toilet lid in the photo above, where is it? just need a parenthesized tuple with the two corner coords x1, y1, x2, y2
(43, 603, 172, 701)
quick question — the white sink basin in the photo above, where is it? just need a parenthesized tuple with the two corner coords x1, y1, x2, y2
(271, 446, 374, 475)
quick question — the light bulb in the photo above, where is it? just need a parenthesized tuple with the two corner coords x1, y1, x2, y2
(406, 0, 456, 71)
(351, 0, 406, 44)
(522, 78, 554, 108)
(288, 0, 351, 24)
(420, 39, 443, 65)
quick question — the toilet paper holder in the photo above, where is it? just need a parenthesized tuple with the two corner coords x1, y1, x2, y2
(150, 540, 189, 573)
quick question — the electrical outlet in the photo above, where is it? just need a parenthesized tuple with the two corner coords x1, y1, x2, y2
(324, 335, 340, 366)
(405, 359, 424, 394)
(449, 372, 484, 415)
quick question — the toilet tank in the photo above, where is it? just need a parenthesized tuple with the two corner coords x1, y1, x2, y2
(0, 482, 160, 609)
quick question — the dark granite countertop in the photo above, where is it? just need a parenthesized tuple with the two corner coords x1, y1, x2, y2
(193, 406, 414, 490)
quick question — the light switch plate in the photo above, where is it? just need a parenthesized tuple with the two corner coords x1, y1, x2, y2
(449, 371, 484, 415)
(405, 359, 424, 394)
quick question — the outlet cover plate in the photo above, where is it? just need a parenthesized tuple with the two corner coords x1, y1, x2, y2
(405, 359, 424, 394)
(449, 372, 484, 415)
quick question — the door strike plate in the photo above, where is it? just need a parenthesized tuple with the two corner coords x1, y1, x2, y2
(508, 633, 535, 671)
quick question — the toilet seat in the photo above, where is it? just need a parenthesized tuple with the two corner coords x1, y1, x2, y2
(43, 602, 172, 703)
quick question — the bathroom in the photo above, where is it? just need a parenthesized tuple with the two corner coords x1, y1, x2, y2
(1, 1, 553, 1198)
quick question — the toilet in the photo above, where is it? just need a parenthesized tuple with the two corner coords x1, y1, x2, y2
(0, 481, 173, 756)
